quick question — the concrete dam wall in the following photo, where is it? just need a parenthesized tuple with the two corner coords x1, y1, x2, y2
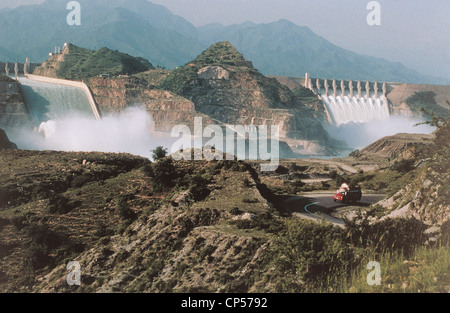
(304, 73, 390, 125)
(20, 74, 100, 124)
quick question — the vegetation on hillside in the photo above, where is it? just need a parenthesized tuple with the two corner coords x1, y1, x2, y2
(193, 41, 249, 67)
(405, 91, 450, 118)
(157, 41, 249, 95)
(54, 44, 154, 81)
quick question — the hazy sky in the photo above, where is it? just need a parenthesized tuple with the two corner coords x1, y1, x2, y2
(1, 0, 449, 79)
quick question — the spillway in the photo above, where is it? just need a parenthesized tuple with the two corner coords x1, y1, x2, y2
(322, 94, 390, 125)
(18, 77, 97, 125)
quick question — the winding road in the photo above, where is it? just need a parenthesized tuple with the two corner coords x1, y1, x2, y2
(280, 192, 387, 227)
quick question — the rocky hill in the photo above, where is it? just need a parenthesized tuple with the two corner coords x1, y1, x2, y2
(88, 74, 218, 133)
(376, 116, 450, 226)
(360, 133, 435, 160)
(158, 41, 332, 154)
(386, 84, 450, 118)
(33, 44, 153, 81)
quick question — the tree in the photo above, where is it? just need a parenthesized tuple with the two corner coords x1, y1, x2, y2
(152, 146, 168, 161)
(149, 157, 177, 190)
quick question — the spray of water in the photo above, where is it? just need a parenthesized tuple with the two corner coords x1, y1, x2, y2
(322, 95, 390, 125)
(7, 106, 176, 159)
(324, 115, 435, 149)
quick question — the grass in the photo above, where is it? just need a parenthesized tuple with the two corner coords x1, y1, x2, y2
(334, 245, 450, 293)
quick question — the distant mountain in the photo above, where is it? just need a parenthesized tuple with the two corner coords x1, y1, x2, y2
(0, 1, 447, 84)
(0, 0, 205, 68)
(198, 20, 449, 85)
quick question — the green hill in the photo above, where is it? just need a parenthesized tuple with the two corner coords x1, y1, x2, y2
(193, 41, 250, 67)
(34, 44, 154, 81)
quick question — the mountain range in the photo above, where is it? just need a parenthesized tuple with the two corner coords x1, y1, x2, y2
(0, 0, 448, 84)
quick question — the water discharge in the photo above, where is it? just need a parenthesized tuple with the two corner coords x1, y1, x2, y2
(9, 77, 175, 159)
(19, 77, 95, 125)
(8, 106, 175, 160)
(322, 93, 390, 125)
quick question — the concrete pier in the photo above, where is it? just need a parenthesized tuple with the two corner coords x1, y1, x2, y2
(304, 72, 310, 89)
(301, 73, 389, 102)
(14, 63, 19, 80)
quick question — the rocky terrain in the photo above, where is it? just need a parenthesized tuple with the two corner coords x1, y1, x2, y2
(360, 133, 435, 160)
(87, 75, 218, 133)
(0, 77, 31, 130)
(0, 149, 284, 292)
(0, 129, 448, 293)
(386, 84, 450, 118)
(0, 128, 17, 150)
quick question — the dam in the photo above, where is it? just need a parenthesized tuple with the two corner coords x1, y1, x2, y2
(19, 75, 100, 126)
(304, 73, 390, 126)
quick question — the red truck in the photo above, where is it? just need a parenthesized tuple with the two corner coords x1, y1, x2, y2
(333, 186, 362, 204)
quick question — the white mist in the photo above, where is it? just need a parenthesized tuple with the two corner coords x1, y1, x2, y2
(8, 106, 176, 160)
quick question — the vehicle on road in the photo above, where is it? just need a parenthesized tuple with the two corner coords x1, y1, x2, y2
(333, 186, 362, 204)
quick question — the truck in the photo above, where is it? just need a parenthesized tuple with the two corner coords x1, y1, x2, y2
(333, 186, 362, 204)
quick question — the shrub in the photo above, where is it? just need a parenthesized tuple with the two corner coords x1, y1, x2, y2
(23, 223, 62, 270)
(147, 157, 178, 191)
(11, 214, 27, 230)
(321, 181, 331, 189)
(242, 197, 258, 203)
(390, 159, 415, 173)
(152, 146, 168, 161)
(117, 194, 137, 222)
(349, 150, 361, 158)
(230, 207, 242, 215)
(272, 219, 354, 291)
(71, 174, 94, 188)
(48, 194, 74, 214)
(0, 217, 9, 230)
(292, 180, 305, 188)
